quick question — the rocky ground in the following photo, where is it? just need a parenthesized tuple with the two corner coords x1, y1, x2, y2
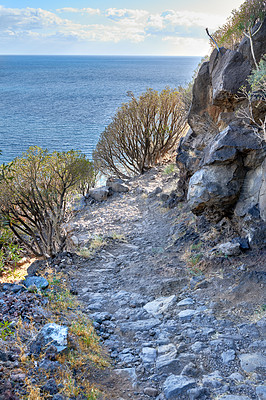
(0, 164, 265, 400)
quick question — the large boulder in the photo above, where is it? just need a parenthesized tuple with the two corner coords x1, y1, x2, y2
(89, 186, 110, 201)
(187, 126, 265, 218)
(188, 162, 245, 217)
(106, 177, 129, 193)
(211, 50, 251, 109)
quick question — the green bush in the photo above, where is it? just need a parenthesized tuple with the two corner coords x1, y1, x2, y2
(93, 88, 188, 178)
(0, 147, 94, 257)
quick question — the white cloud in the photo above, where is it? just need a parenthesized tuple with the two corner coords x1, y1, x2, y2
(56, 8, 101, 15)
(162, 36, 210, 56)
(0, 6, 68, 30)
(0, 5, 226, 53)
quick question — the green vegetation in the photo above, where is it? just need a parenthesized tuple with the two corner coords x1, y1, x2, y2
(212, 0, 266, 66)
(93, 87, 189, 178)
(0, 147, 94, 258)
(0, 320, 14, 340)
(0, 223, 22, 273)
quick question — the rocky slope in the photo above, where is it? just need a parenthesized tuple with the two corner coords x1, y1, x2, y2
(2, 165, 264, 399)
(176, 19, 266, 247)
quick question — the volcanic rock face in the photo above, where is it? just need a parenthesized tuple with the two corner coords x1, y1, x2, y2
(177, 19, 266, 243)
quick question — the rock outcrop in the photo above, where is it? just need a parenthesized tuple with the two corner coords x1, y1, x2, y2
(177, 19, 266, 245)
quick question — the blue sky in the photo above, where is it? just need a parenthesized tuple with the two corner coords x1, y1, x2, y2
(0, 0, 244, 55)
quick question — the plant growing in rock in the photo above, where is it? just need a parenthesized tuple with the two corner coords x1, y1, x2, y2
(93, 88, 188, 178)
(212, 0, 266, 66)
(237, 56, 266, 141)
(0, 147, 94, 257)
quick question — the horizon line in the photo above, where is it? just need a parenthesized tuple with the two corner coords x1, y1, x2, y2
(0, 54, 202, 57)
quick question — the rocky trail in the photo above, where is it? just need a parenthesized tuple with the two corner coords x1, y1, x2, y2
(63, 166, 266, 400)
(0, 165, 265, 400)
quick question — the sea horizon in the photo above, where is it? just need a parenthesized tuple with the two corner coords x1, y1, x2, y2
(0, 55, 201, 164)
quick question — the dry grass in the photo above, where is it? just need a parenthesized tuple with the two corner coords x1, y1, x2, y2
(2, 269, 109, 400)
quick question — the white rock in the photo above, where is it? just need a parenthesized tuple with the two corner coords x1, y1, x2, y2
(144, 295, 176, 317)
(218, 242, 241, 256)
(141, 347, 157, 364)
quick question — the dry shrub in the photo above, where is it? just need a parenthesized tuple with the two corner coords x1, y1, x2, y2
(93, 87, 189, 178)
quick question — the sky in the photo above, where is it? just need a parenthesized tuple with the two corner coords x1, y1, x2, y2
(0, 0, 244, 56)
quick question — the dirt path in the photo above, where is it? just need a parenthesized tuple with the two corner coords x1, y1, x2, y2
(67, 167, 266, 400)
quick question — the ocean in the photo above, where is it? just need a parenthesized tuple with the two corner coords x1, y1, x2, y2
(0, 55, 200, 165)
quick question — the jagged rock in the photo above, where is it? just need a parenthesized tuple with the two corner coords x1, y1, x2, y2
(156, 344, 178, 372)
(221, 349, 236, 363)
(217, 242, 241, 256)
(143, 295, 176, 316)
(188, 62, 219, 136)
(203, 126, 264, 167)
(211, 49, 251, 108)
(141, 347, 157, 364)
(188, 162, 245, 217)
(89, 186, 110, 201)
(106, 177, 129, 193)
(177, 298, 194, 306)
(163, 375, 196, 398)
(30, 323, 68, 355)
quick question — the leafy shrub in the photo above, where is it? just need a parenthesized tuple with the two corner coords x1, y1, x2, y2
(212, 0, 266, 51)
(93, 88, 188, 178)
(248, 54, 266, 92)
(0, 147, 94, 257)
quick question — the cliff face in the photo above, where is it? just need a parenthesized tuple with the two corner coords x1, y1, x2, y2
(176, 19, 266, 246)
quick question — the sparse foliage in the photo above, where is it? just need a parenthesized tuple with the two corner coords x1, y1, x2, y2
(93, 88, 188, 178)
(237, 56, 266, 141)
(212, 0, 266, 63)
(0, 147, 94, 257)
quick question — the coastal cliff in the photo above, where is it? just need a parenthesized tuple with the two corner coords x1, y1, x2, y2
(176, 18, 266, 247)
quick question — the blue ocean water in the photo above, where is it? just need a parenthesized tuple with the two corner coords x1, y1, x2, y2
(0, 55, 200, 164)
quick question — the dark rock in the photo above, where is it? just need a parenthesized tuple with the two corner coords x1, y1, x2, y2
(163, 375, 196, 398)
(188, 62, 220, 137)
(2, 284, 24, 293)
(42, 379, 58, 395)
(27, 259, 46, 276)
(211, 49, 251, 108)
(231, 237, 250, 250)
(143, 387, 158, 397)
(187, 387, 210, 400)
(188, 161, 245, 217)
